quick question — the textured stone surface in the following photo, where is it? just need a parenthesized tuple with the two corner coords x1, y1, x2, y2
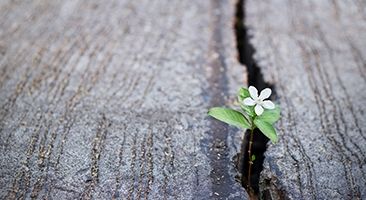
(0, 0, 248, 199)
(245, 0, 366, 199)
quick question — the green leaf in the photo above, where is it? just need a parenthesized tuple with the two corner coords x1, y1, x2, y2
(237, 87, 250, 102)
(251, 154, 256, 161)
(241, 105, 256, 117)
(208, 107, 250, 129)
(256, 106, 280, 124)
(254, 118, 278, 143)
(237, 87, 256, 117)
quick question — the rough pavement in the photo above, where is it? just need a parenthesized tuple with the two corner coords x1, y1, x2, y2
(245, 0, 366, 199)
(0, 0, 248, 199)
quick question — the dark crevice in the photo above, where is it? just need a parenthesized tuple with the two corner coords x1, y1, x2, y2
(235, 0, 274, 91)
(234, 0, 276, 198)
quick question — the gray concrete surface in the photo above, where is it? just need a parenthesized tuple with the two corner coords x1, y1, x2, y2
(0, 0, 248, 199)
(245, 0, 366, 199)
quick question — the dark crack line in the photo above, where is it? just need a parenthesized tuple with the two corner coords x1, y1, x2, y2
(234, 0, 275, 197)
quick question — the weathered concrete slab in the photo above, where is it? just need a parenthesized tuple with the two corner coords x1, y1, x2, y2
(245, 0, 366, 199)
(0, 0, 248, 199)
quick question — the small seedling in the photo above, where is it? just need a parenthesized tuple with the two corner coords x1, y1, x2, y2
(208, 86, 280, 189)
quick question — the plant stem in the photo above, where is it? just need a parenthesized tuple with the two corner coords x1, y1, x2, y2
(247, 128, 254, 189)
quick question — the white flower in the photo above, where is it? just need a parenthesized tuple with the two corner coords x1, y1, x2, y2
(243, 86, 275, 116)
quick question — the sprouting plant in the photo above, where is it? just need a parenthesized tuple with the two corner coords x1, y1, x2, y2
(208, 86, 280, 189)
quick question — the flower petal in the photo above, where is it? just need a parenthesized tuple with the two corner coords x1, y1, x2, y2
(243, 97, 256, 106)
(262, 100, 275, 109)
(258, 88, 272, 100)
(248, 86, 258, 99)
(255, 104, 264, 116)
